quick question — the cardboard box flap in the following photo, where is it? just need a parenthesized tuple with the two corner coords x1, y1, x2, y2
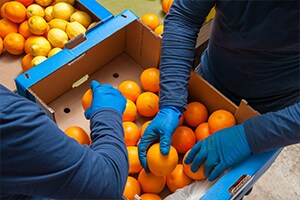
(234, 100, 260, 124)
(188, 72, 238, 114)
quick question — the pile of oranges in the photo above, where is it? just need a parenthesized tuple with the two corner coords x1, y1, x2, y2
(0, 0, 97, 72)
(78, 66, 237, 199)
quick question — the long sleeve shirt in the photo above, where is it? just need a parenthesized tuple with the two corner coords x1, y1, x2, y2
(0, 84, 128, 199)
(159, 0, 300, 154)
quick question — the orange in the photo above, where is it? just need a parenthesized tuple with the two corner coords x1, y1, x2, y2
(140, 193, 162, 200)
(0, 19, 18, 39)
(140, 67, 160, 93)
(182, 150, 206, 180)
(138, 168, 166, 194)
(162, 0, 174, 13)
(21, 53, 34, 72)
(171, 125, 196, 154)
(123, 99, 137, 122)
(0, 37, 3, 55)
(118, 80, 141, 102)
(166, 164, 193, 192)
(1, 2, 9, 19)
(208, 109, 236, 134)
(64, 126, 91, 145)
(139, 193, 162, 200)
(140, 120, 151, 137)
(141, 13, 160, 31)
(154, 24, 164, 35)
(127, 146, 142, 174)
(19, 20, 33, 39)
(123, 176, 141, 200)
(4, 1, 27, 23)
(82, 88, 92, 110)
(147, 143, 178, 177)
(24, 35, 39, 54)
(16, 0, 35, 7)
(178, 114, 184, 126)
(123, 121, 140, 146)
(183, 101, 208, 127)
(136, 92, 159, 117)
(195, 122, 210, 142)
(3, 33, 25, 55)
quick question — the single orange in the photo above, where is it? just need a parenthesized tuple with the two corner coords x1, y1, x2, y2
(127, 146, 142, 174)
(122, 99, 137, 122)
(154, 24, 164, 35)
(208, 109, 236, 134)
(19, 20, 33, 39)
(123, 176, 141, 200)
(140, 67, 160, 93)
(140, 120, 151, 137)
(138, 168, 166, 194)
(162, 0, 174, 13)
(82, 88, 92, 110)
(21, 53, 34, 72)
(171, 125, 196, 154)
(195, 122, 210, 142)
(147, 143, 178, 177)
(141, 13, 160, 31)
(0, 19, 18, 39)
(139, 193, 162, 200)
(118, 80, 141, 103)
(5, 1, 27, 23)
(64, 126, 91, 145)
(1, 2, 9, 19)
(183, 101, 208, 127)
(123, 121, 140, 146)
(182, 150, 206, 181)
(166, 164, 193, 192)
(136, 92, 159, 117)
(16, 0, 35, 7)
(0, 37, 3, 55)
(3, 33, 25, 55)
(24, 36, 40, 54)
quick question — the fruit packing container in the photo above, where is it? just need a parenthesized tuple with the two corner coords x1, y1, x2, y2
(15, 9, 281, 200)
(0, 0, 113, 92)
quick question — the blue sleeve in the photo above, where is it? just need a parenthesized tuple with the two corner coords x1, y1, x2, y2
(243, 102, 300, 154)
(159, 0, 216, 111)
(0, 85, 128, 199)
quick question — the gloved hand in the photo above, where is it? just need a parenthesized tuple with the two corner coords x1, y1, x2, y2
(184, 124, 252, 181)
(138, 106, 182, 173)
(84, 80, 126, 119)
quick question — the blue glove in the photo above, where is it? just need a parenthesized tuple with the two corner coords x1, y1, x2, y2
(184, 124, 252, 181)
(85, 80, 126, 119)
(138, 106, 182, 172)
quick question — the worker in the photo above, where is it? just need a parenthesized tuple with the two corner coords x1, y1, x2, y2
(138, 0, 300, 181)
(0, 80, 128, 199)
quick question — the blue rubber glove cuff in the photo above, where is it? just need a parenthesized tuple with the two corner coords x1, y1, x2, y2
(184, 124, 252, 181)
(85, 80, 126, 119)
(138, 106, 182, 173)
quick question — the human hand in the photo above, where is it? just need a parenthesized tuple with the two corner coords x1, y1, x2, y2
(138, 106, 182, 172)
(85, 80, 126, 119)
(184, 124, 252, 181)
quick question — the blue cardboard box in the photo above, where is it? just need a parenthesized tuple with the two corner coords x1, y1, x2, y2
(15, 9, 281, 200)
(0, 0, 113, 92)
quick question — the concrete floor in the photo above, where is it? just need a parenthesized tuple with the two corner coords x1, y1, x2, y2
(244, 143, 300, 200)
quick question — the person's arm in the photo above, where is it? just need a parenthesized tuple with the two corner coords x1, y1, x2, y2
(160, 0, 216, 110)
(0, 83, 128, 199)
(244, 102, 300, 154)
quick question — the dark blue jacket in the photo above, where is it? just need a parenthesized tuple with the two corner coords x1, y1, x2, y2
(159, 0, 300, 153)
(0, 85, 128, 199)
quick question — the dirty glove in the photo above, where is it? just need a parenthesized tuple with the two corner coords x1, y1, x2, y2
(85, 80, 126, 119)
(138, 106, 182, 172)
(184, 124, 252, 181)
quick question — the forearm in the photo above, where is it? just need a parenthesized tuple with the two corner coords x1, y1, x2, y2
(243, 102, 300, 154)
